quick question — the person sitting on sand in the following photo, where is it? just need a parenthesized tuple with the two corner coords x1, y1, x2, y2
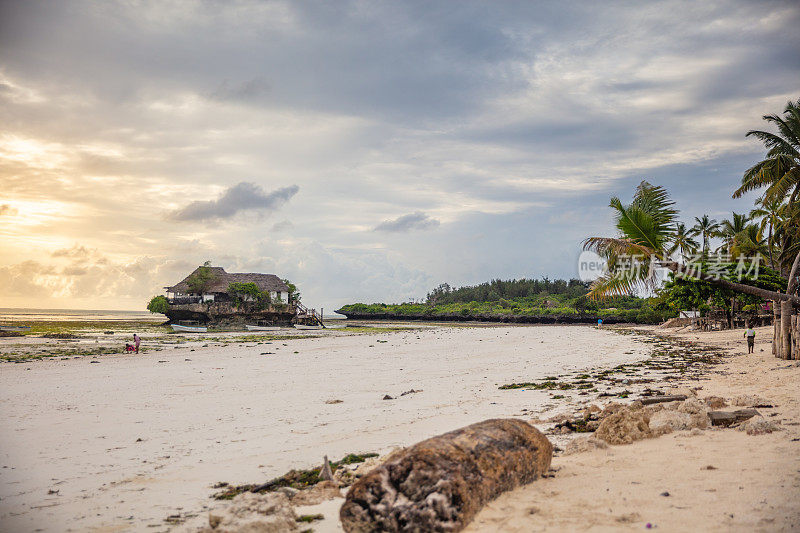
(133, 333, 141, 354)
(744, 325, 755, 354)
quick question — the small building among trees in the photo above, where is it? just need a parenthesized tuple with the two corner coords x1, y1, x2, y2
(165, 266, 290, 305)
(149, 264, 310, 326)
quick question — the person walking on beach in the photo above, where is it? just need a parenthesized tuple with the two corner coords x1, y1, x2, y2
(744, 325, 755, 354)
(133, 333, 141, 354)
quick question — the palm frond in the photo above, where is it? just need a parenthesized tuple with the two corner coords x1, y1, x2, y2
(746, 129, 800, 157)
(763, 166, 800, 203)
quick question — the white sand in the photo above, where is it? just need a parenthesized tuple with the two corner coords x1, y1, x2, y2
(468, 325, 800, 532)
(0, 325, 650, 532)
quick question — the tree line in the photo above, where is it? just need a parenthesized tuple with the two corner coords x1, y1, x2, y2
(425, 278, 589, 305)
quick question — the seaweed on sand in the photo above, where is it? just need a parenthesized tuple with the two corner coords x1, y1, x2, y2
(213, 452, 379, 500)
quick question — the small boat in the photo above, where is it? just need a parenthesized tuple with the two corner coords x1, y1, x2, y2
(171, 324, 208, 333)
(294, 324, 323, 330)
(245, 325, 282, 331)
(0, 326, 31, 332)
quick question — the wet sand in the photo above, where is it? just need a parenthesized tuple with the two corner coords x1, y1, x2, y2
(0, 324, 651, 532)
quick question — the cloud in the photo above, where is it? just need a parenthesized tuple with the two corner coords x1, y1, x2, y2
(52, 245, 94, 258)
(374, 212, 441, 232)
(0, 1, 799, 310)
(209, 77, 271, 102)
(170, 183, 299, 221)
(0, 204, 18, 216)
(270, 220, 293, 232)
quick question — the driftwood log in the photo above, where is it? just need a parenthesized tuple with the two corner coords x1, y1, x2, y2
(340, 419, 553, 532)
(639, 395, 688, 405)
(708, 409, 760, 427)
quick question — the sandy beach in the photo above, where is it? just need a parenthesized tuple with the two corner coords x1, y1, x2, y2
(0, 324, 652, 532)
(468, 325, 800, 532)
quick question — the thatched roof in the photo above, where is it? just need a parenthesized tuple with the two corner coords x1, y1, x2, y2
(166, 266, 289, 294)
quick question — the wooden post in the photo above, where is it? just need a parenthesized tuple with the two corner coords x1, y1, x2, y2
(773, 300, 781, 358)
(781, 300, 792, 360)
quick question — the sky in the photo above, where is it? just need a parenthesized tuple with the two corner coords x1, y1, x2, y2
(0, 0, 798, 312)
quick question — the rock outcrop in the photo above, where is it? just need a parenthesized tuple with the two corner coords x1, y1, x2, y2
(738, 416, 781, 435)
(594, 403, 652, 444)
(339, 418, 553, 532)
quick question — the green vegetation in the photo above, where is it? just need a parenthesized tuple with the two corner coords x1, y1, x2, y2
(426, 278, 588, 304)
(147, 295, 170, 314)
(659, 264, 787, 316)
(297, 514, 324, 523)
(499, 380, 574, 390)
(282, 278, 300, 303)
(227, 282, 272, 308)
(337, 278, 672, 324)
(213, 452, 378, 500)
(185, 261, 218, 293)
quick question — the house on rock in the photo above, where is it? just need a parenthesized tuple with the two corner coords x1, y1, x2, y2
(161, 265, 321, 326)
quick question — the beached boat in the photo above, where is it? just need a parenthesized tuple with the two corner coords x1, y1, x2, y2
(245, 325, 282, 331)
(171, 324, 208, 333)
(293, 324, 323, 330)
(0, 326, 31, 331)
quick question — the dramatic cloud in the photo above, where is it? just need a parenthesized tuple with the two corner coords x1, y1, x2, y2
(0, 1, 798, 310)
(170, 183, 299, 222)
(375, 212, 441, 233)
(0, 204, 18, 216)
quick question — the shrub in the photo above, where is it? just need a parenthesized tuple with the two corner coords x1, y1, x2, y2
(147, 295, 170, 314)
(228, 282, 271, 308)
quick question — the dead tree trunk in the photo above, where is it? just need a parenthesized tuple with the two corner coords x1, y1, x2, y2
(340, 419, 553, 533)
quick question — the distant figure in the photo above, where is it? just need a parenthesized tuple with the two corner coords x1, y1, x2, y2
(125, 343, 135, 352)
(133, 334, 141, 354)
(744, 325, 755, 354)
(597, 318, 603, 327)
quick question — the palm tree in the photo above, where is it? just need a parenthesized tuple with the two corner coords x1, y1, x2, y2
(750, 197, 784, 268)
(691, 215, 719, 257)
(583, 181, 800, 305)
(773, 200, 800, 273)
(733, 98, 800, 204)
(718, 212, 750, 254)
(730, 224, 768, 258)
(669, 222, 699, 262)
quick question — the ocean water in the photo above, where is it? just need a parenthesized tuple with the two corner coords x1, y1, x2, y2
(0, 308, 164, 322)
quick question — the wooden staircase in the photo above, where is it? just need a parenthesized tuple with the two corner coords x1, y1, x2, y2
(294, 300, 325, 327)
